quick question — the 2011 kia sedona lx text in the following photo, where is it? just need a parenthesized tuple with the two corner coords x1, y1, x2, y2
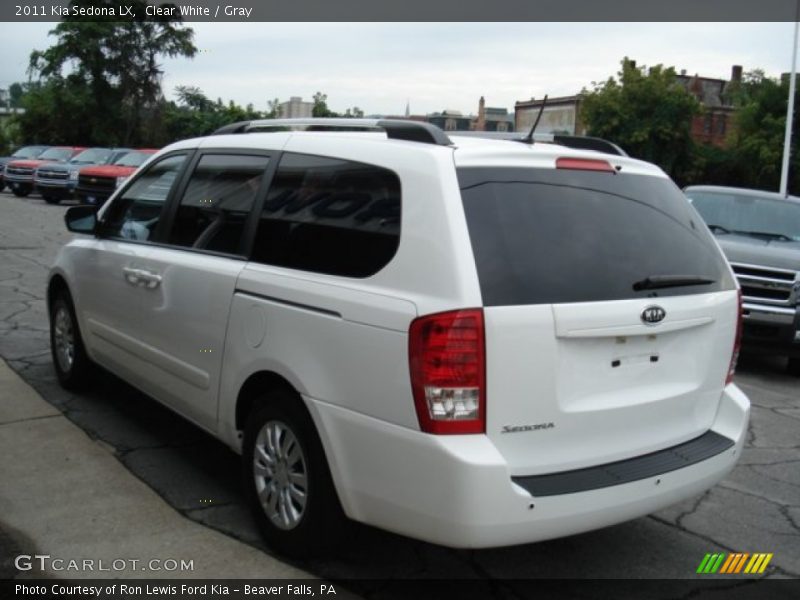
(48, 119, 749, 557)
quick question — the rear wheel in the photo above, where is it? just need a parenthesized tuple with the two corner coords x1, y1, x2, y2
(49, 290, 93, 390)
(242, 389, 347, 557)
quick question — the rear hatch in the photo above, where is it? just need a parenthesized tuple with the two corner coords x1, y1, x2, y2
(457, 163, 739, 476)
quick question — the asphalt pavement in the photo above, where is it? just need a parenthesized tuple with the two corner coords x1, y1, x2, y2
(0, 190, 798, 591)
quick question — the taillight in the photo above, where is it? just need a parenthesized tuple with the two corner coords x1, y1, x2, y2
(556, 157, 615, 172)
(726, 290, 743, 385)
(409, 309, 486, 434)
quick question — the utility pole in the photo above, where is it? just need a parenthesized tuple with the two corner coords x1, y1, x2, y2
(780, 5, 800, 197)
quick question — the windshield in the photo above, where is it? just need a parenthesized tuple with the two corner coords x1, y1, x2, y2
(70, 148, 112, 164)
(685, 190, 800, 242)
(12, 146, 48, 159)
(114, 151, 153, 167)
(37, 148, 74, 162)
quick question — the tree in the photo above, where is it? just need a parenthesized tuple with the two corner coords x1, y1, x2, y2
(312, 91, 338, 117)
(160, 86, 263, 145)
(22, 0, 196, 145)
(580, 58, 701, 182)
(266, 98, 281, 118)
(725, 70, 800, 193)
(9, 83, 25, 109)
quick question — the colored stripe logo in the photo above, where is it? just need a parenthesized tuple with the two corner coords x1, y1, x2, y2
(696, 553, 773, 574)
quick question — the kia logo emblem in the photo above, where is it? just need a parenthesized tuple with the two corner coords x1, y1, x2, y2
(641, 306, 666, 325)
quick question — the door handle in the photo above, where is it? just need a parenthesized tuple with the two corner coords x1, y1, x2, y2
(138, 270, 162, 289)
(122, 268, 162, 289)
(122, 267, 142, 285)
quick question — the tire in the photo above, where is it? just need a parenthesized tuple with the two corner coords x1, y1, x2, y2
(788, 356, 800, 377)
(11, 188, 29, 198)
(49, 290, 93, 390)
(43, 195, 61, 205)
(243, 389, 347, 557)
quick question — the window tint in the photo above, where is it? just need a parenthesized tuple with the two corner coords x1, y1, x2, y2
(166, 154, 269, 255)
(101, 154, 188, 242)
(458, 168, 735, 306)
(251, 153, 401, 277)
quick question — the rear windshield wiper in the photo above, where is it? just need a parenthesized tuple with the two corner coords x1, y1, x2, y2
(732, 230, 792, 242)
(707, 224, 732, 234)
(632, 275, 716, 292)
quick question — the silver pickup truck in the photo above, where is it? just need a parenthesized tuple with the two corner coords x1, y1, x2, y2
(685, 185, 800, 375)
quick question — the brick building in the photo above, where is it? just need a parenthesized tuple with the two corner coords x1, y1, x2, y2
(514, 65, 743, 146)
(676, 65, 742, 147)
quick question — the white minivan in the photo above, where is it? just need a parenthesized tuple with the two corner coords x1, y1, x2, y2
(48, 119, 749, 556)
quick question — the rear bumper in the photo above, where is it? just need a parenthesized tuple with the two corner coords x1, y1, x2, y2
(307, 385, 749, 548)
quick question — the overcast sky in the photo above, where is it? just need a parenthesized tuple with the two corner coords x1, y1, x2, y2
(0, 22, 796, 116)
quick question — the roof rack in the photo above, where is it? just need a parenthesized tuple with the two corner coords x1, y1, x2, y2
(212, 118, 453, 147)
(453, 131, 628, 157)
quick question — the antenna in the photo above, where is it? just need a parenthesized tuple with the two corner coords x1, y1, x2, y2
(520, 95, 548, 144)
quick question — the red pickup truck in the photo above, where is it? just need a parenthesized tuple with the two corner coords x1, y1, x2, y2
(76, 149, 158, 205)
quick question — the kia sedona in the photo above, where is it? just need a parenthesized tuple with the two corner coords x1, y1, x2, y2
(48, 119, 749, 557)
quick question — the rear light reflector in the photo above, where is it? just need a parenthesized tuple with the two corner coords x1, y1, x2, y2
(556, 157, 615, 172)
(726, 290, 743, 385)
(409, 309, 486, 434)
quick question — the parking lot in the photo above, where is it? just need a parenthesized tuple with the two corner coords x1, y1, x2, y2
(0, 190, 798, 589)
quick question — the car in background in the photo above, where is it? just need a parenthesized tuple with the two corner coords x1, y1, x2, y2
(684, 185, 800, 375)
(35, 147, 132, 204)
(0, 145, 50, 193)
(4, 147, 86, 197)
(76, 149, 158, 206)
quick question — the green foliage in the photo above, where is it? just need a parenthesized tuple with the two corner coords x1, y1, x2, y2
(158, 86, 263, 145)
(18, 0, 196, 146)
(312, 92, 336, 117)
(725, 70, 800, 193)
(8, 83, 25, 109)
(581, 58, 701, 182)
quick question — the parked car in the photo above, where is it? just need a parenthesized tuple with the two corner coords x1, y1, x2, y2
(0, 145, 50, 193)
(76, 149, 158, 205)
(49, 119, 748, 557)
(35, 147, 132, 204)
(684, 185, 800, 374)
(4, 146, 86, 197)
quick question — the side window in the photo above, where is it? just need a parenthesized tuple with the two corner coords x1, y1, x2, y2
(251, 153, 401, 278)
(101, 154, 188, 242)
(166, 154, 269, 255)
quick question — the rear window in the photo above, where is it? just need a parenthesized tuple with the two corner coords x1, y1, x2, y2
(458, 168, 735, 306)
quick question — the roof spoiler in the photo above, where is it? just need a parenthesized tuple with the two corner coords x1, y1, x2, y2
(212, 118, 453, 147)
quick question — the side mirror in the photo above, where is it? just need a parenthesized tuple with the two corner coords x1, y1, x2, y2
(64, 205, 97, 234)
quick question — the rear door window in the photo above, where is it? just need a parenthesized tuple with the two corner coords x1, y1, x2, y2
(458, 168, 735, 306)
(251, 152, 401, 277)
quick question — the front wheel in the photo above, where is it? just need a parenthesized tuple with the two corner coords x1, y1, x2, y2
(43, 195, 61, 205)
(49, 290, 93, 390)
(11, 187, 30, 197)
(243, 390, 347, 557)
